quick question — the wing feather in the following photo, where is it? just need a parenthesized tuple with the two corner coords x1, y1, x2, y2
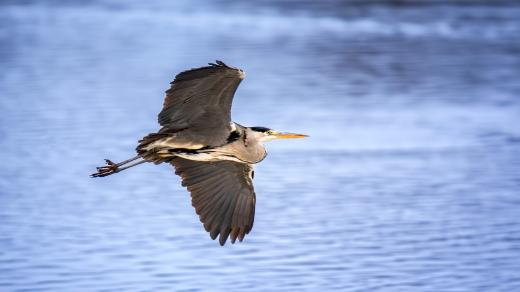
(158, 61, 245, 147)
(171, 157, 256, 245)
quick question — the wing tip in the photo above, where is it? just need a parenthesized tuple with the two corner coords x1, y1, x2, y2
(208, 60, 230, 68)
(172, 60, 245, 83)
(209, 60, 245, 79)
(208, 60, 224, 67)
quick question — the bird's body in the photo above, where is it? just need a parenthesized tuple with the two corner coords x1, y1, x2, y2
(92, 61, 306, 245)
(137, 123, 267, 164)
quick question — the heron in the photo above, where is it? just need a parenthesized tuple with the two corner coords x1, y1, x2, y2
(91, 61, 307, 245)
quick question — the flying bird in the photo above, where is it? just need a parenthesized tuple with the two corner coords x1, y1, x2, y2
(91, 61, 307, 245)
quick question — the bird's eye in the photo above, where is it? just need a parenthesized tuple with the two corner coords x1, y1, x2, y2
(266, 130, 275, 135)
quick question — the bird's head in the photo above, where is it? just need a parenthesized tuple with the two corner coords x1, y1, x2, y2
(249, 126, 308, 142)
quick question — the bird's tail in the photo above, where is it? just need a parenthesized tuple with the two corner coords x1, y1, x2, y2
(90, 155, 145, 177)
(136, 133, 168, 154)
(136, 132, 179, 164)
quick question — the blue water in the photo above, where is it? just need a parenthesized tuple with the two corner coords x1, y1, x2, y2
(1, 1, 520, 291)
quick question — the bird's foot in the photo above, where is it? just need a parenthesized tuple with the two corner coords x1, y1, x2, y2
(91, 159, 119, 177)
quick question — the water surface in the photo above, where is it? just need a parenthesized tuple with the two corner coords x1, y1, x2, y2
(1, 1, 519, 291)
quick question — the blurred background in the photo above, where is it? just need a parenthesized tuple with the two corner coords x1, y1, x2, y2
(1, 0, 519, 291)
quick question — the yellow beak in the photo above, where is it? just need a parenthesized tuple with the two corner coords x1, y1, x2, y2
(273, 132, 308, 139)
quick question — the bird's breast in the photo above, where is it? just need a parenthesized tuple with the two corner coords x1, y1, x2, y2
(189, 141, 267, 164)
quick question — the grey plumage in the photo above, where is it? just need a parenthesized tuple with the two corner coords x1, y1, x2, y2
(172, 157, 255, 245)
(92, 60, 306, 246)
(157, 61, 244, 147)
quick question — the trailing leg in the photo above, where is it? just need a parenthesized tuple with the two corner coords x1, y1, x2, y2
(91, 155, 145, 177)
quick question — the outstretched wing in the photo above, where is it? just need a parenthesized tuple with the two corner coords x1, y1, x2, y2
(158, 61, 245, 146)
(171, 157, 256, 245)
